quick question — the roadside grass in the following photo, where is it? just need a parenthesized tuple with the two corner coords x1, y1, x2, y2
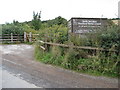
(34, 45, 119, 78)
(34, 25, 120, 78)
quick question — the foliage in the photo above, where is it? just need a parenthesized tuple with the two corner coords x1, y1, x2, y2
(2, 23, 24, 35)
(35, 43, 120, 77)
(31, 11, 41, 30)
(78, 53, 120, 77)
(35, 24, 120, 77)
(46, 16, 67, 27)
(69, 34, 89, 46)
(37, 24, 68, 43)
(22, 23, 37, 33)
(98, 25, 120, 51)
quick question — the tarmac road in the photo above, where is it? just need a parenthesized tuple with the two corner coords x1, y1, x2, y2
(1, 67, 39, 88)
(0, 44, 118, 88)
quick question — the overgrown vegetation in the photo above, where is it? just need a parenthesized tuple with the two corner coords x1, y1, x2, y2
(35, 24, 120, 77)
(2, 22, 24, 35)
(1, 11, 67, 44)
(37, 24, 68, 43)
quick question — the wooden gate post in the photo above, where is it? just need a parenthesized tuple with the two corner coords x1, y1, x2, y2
(24, 32, 27, 42)
(29, 32, 32, 42)
(11, 33, 13, 43)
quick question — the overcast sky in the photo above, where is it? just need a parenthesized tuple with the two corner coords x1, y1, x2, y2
(0, 0, 119, 24)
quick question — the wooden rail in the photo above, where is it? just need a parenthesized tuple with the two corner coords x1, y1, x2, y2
(0, 32, 39, 43)
(0, 33, 23, 43)
(38, 40, 117, 52)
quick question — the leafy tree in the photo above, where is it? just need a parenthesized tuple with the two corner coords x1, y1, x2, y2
(2, 24, 24, 35)
(13, 20, 19, 25)
(54, 16, 67, 25)
(31, 11, 41, 30)
(47, 16, 67, 27)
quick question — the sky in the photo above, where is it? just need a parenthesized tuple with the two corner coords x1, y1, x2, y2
(0, 0, 120, 24)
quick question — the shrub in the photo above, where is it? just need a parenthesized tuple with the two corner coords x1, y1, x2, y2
(35, 22, 120, 77)
(99, 26, 120, 52)
(2, 24, 24, 35)
(37, 25, 68, 43)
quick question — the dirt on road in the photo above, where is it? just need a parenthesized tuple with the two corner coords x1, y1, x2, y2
(0, 44, 118, 88)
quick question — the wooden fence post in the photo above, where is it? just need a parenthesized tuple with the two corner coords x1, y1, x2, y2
(24, 32, 27, 42)
(29, 32, 32, 42)
(11, 33, 13, 43)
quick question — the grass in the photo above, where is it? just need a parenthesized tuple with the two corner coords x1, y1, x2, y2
(34, 45, 119, 78)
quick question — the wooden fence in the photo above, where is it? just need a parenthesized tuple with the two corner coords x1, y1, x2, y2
(38, 40, 117, 52)
(0, 32, 39, 43)
(0, 32, 118, 52)
(0, 33, 24, 43)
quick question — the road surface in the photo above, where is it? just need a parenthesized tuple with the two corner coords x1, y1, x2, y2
(0, 44, 118, 88)
(1, 67, 39, 88)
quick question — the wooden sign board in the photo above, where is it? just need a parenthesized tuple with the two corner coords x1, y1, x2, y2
(68, 18, 108, 34)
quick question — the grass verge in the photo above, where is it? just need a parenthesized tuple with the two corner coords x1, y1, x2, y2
(34, 45, 119, 78)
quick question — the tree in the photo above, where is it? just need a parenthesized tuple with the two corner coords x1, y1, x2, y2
(46, 16, 67, 27)
(31, 11, 41, 30)
(2, 24, 24, 35)
(54, 16, 67, 26)
(13, 20, 19, 25)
